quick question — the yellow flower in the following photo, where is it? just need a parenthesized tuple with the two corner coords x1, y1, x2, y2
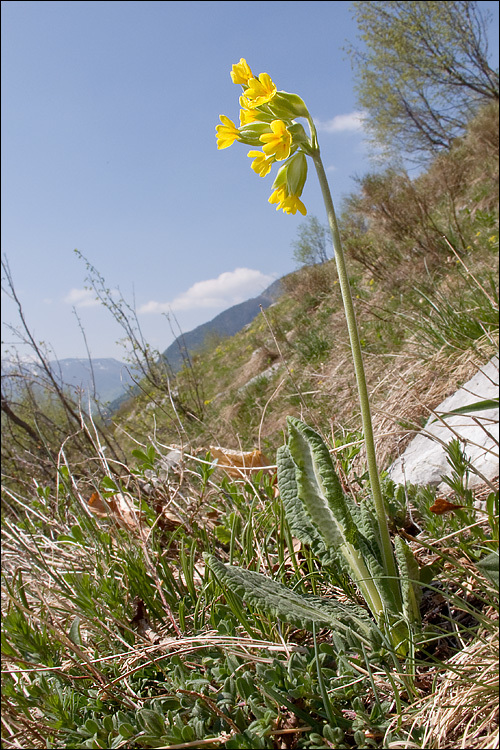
(216, 115, 240, 149)
(268, 185, 288, 207)
(260, 120, 292, 161)
(230, 58, 254, 85)
(247, 150, 274, 177)
(269, 185, 306, 215)
(240, 108, 260, 126)
(280, 194, 307, 216)
(240, 73, 277, 109)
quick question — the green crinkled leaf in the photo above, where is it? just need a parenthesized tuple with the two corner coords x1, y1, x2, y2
(281, 417, 421, 654)
(357, 534, 397, 616)
(332, 479, 397, 616)
(355, 495, 382, 562)
(351, 500, 393, 596)
(286, 417, 358, 549)
(277, 445, 337, 568)
(214, 525, 232, 545)
(204, 553, 381, 651)
(283, 417, 395, 622)
(476, 551, 499, 588)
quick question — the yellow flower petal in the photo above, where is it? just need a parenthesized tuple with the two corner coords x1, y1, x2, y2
(240, 108, 260, 126)
(240, 73, 277, 109)
(247, 150, 274, 177)
(281, 195, 307, 215)
(268, 186, 288, 207)
(216, 115, 240, 149)
(230, 58, 254, 85)
(259, 120, 292, 161)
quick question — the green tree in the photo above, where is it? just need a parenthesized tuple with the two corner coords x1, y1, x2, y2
(291, 215, 331, 266)
(347, 1, 499, 160)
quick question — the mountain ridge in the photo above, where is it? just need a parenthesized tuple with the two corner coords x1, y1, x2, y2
(2, 279, 285, 413)
(161, 277, 283, 374)
(106, 277, 284, 412)
(2, 357, 136, 407)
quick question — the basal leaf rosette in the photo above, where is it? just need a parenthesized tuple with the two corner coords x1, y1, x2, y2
(216, 58, 315, 214)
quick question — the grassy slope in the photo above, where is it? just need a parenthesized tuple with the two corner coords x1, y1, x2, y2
(1, 103, 498, 750)
(112, 102, 499, 471)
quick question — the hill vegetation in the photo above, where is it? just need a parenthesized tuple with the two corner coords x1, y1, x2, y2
(2, 97, 498, 750)
(109, 101, 499, 469)
(2, 5, 499, 745)
(159, 278, 284, 376)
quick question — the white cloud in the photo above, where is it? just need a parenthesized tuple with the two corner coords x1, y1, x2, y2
(314, 111, 367, 133)
(63, 288, 100, 307)
(139, 268, 277, 315)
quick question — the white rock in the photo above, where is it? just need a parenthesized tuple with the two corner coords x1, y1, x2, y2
(388, 356, 499, 491)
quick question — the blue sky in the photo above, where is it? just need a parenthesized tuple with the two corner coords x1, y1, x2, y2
(2, 1, 499, 362)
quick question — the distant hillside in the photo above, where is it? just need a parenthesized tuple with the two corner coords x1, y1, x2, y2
(2, 357, 136, 406)
(162, 278, 283, 373)
(53, 358, 136, 403)
(107, 278, 284, 414)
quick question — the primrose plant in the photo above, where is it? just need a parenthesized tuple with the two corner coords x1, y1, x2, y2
(205, 59, 422, 656)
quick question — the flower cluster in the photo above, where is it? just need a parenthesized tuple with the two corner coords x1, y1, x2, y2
(216, 58, 316, 215)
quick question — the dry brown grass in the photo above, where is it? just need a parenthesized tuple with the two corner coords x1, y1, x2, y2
(230, 345, 280, 390)
(310, 330, 497, 474)
(391, 626, 499, 749)
(369, 339, 498, 470)
(201, 289, 497, 465)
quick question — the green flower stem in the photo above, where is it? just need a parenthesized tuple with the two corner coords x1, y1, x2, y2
(308, 127, 400, 605)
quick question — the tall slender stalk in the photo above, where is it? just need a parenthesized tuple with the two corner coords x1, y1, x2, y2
(214, 59, 413, 643)
(308, 119, 400, 605)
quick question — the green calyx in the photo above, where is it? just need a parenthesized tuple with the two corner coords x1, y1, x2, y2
(269, 91, 310, 119)
(238, 122, 272, 146)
